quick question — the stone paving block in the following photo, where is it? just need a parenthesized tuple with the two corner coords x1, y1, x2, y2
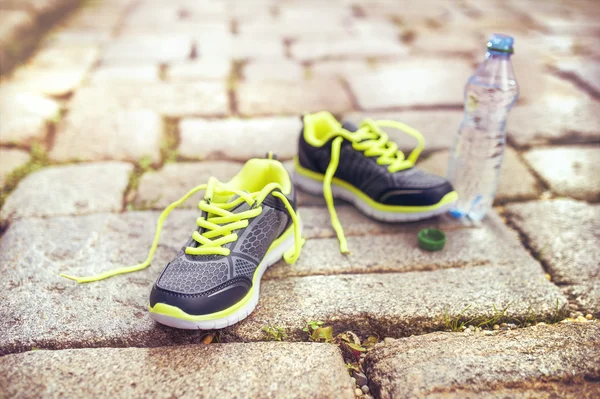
(347, 59, 472, 109)
(508, 94, 600, 147)
(511, 58, 587, 105)
(347, 18, 402, 42)
(0, 162, 132, 223)
(195, 33, 285, 61)
(62, 5, 122, 31)
(244, 59, 304, 82)
(45, 30, 112, 46)
(50, 108, 163, 163)
(90, 64, 159, 83)
(51, 82, 228, 124)
(523, 146, 600, 202)
(357, 0, 451, 25)
(556, 58, 600, 96)
(265, 210, 538, 280)
(237, 79, 352, 116)
(292, 37, 408, 61)
(24, 42, 99, 70)
(134, 161, 245, 209)
(10, 67, 88, 97)
(0, 10, 36, 74)
(9, 43, 99, 96)
(278, 3, 354, 22)
(0, 86, 60, 145)
(410, 29, 482, 56)
(0, 210, 201, 354)
(364, 323, 600, 399)
(238, 17, 352, 40)
(344, 110, 463, 154)
(120, 3, 228, 36)
(0, 148, 30, 187)
(231, 36, 285, 60)
(533, 15, 600, 36)
(310, 60, 373, 79)
(505, 199, 600, 316)
(0, 343, 355, 399)
(102, 36, 192, 63)
(167, 59, 230, 81)
(418, 148, 541, 203)
(178, 117, 301, 160)
(225, 263, 567, 341)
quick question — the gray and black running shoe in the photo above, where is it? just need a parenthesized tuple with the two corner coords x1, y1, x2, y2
(62, 156, 303, 330)
(294, 111, 457, 253)
(149, 157, 303, 329)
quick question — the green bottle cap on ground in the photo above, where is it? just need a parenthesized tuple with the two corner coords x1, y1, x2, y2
(418, 228, 446, 251)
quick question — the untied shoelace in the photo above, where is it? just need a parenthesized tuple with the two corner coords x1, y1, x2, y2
(61, 177, 304, 283)
(322, 119, 425, 253)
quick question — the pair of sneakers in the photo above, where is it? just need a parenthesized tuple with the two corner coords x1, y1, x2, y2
(62, 111, 457, 330)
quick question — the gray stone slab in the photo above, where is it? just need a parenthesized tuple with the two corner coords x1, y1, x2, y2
(508, 79, 600, 147)
(102, 35, 192, 63)
(225, 263, 567, 341)
(0, 10, 36, 74)
(505, 199, 600, 316)
(418, 148, 541, 204)
(178, 117, 301, 161)
(523, 146, 600, 202)
(292, 37, 407, 61)
(556, 58, 600, 95)
(343, 110, 464, 154)
(244, 59, 305, 82)
(0, 210, 204, 354)
(0, 148, 30, 187)
(90, 64, 159, 83)
(0, 162, 132, 223)
(167, 59, 230, 81)
(134, 161, 245, 209)
(346, 59, 472, 109)
(237, 80, 352, 116)
(0, 343, 355, 399)
(55, 82, 228, 119)
(364, 323, 600, 399)
(9, 43, 99, 97)
(0, 86, 60, 145)
(50, 108, 163, 163)
(265, 209, 537, 280)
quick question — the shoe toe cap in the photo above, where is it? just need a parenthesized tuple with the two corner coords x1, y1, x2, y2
(149, 278, 251, 316)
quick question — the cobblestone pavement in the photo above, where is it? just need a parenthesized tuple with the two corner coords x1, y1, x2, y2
(1, 0, 599, 397)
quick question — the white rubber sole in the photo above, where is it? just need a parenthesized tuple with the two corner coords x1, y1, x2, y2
(294, 171, 456, 222)
(149, 229, 297, 330)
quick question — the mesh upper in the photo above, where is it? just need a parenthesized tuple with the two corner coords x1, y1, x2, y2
(299, 129, 449, 201)
(156, 204, 290, 296)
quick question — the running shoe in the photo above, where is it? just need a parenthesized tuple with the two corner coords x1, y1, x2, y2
(62, 155, 303, 330)
(294, 111, 457, 253)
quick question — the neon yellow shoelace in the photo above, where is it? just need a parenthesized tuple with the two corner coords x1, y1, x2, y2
(323, 119, 425, 253)
(61, 177, 304, 283)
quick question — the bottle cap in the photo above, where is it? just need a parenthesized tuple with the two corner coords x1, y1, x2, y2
(487, 33, 514, 54)
(418, 228, 446, 251)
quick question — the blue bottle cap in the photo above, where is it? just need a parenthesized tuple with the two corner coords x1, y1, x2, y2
(487, 33, 514, 54)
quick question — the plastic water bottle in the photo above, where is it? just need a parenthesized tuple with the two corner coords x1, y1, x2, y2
(447, 34, 519, 221)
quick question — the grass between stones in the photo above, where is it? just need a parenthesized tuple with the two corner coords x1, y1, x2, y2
(442, 299, 570, 332)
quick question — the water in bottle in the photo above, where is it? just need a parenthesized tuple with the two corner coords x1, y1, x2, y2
(447, 34, 519, 222)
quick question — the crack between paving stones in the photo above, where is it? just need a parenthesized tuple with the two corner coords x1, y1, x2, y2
(551, 69, 600, 102)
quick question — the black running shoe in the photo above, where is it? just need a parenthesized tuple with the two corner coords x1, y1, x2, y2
(294, 111, 457, 252)
(62, 156, 303, 330)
